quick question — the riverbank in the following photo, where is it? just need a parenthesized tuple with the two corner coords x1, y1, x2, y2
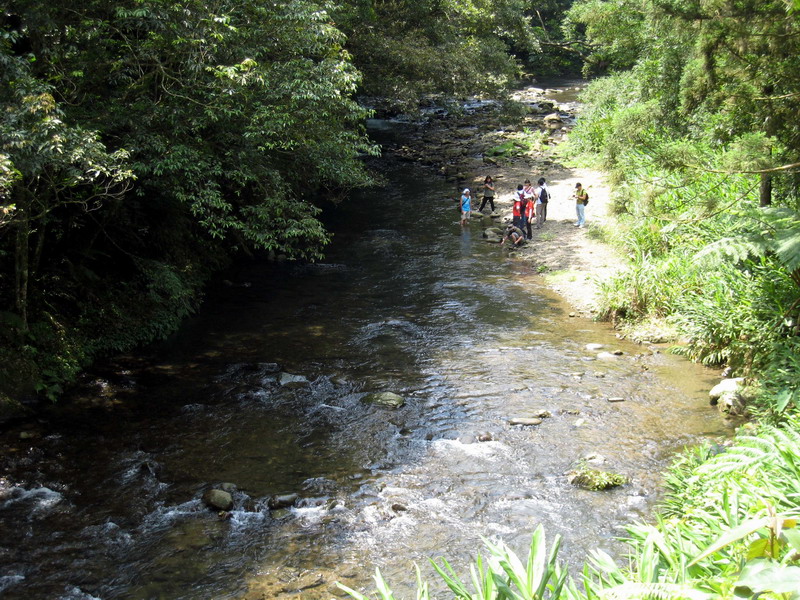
(383, 83, 626, 319)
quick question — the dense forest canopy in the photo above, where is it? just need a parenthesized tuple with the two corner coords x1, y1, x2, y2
(0, 0, 577, 403)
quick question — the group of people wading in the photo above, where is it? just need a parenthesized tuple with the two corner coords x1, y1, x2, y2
(458, 178, 590, 247)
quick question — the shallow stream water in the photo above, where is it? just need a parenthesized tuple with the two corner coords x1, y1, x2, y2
(0, 114, 731, 600)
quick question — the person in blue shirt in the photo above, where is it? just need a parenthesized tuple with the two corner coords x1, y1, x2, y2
(460, 188, 472, 226)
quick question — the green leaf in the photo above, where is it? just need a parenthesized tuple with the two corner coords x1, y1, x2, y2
(688, 517, 771, 566)
(736, 560, 800, 594)
(746, 538, 770, 560)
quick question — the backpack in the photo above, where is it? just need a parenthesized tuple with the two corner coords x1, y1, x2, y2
(518, 191, 528, 214)
(583, 192, 588, 206)
(539, 187, 549, 203)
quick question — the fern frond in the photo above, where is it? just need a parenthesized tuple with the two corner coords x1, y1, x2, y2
(695, 236, 768, 267)
(697, 444, 769, 475)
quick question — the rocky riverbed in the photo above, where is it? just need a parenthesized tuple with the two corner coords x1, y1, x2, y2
(377, 82, 627, 320)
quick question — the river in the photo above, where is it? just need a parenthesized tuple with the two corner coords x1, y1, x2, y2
(0, 109, 730, 600)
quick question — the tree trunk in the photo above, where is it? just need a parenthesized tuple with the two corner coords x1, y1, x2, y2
(759, 172, 772, 207)
(14, 211, 30, 331)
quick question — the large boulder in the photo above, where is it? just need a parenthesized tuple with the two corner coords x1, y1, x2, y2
(202, 489, 234, 511)
(709, 377, 749, 415)
(709, 377, 745, 400)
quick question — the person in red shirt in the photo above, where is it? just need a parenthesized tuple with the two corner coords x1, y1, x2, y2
(522, 179, 536, 239)
(512, 184, 524, 231)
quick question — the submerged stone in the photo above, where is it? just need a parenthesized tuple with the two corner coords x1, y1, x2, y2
(361, 392, 405, 409)
(268, 493, 299, 509)
(279, 372, 309, 386)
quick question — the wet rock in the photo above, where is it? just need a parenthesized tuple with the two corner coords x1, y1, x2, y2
(477, 432, 494, 442)
(709, 378, 753, 415)
(709, 377, 745, 401)
(568, 465, 627, 490)
(607, 397, 625, 403)
(391, 503, 408, 512)
(543, 112, 563, 123)
(202, 489, 234, 511)
(585, 343, 604, 351)
(361, 392, 405, 409)
(483, 227, 504, 240)
(530, 409, 552, 418)
(279, 571, 325, 593)
(268, 493, 299, 509)
(582, 453, 606, 464)
(596, 352, 621, 360)
(509, 417, 543, 426)
(279, 372, 309, 387)
(220, 482, 237, 493)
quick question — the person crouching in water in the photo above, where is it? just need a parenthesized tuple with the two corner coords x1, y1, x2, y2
(460, 188, 471, 226)
(501, 224, 526, 247)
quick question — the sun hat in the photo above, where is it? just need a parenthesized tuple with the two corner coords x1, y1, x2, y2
(463, 188, 470, 194)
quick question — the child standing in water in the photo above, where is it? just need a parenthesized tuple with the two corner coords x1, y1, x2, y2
(460, 188, 472, 226)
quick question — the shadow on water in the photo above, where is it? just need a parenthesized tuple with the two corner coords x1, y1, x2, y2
(0, 122, 733, 600)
